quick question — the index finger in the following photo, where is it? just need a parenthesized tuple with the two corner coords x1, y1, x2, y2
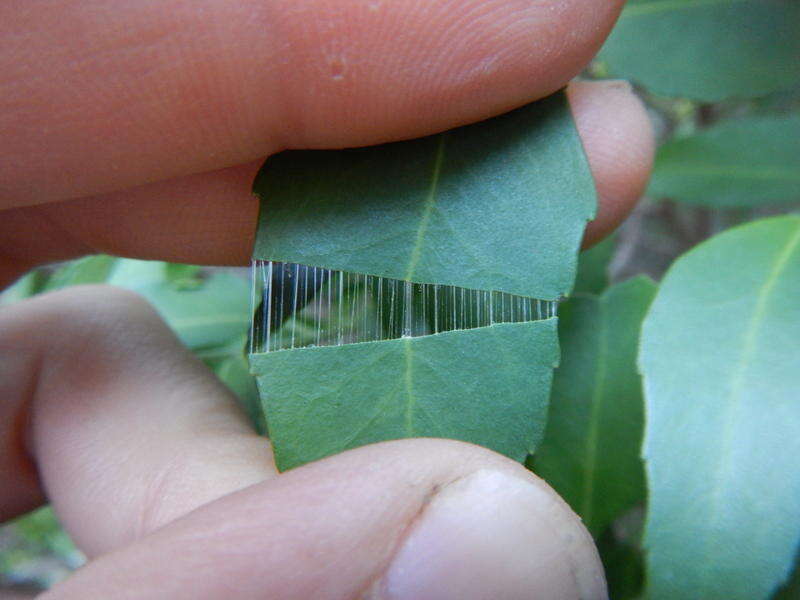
(1, 0, 624, 208)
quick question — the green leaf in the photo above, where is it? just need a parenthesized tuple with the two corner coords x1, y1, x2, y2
(164, 263, 202, 286)
(106, 258, 169, 288)
(648, 115, 800, 207)
(773, 559, 800, 600)
(573, 235, 616, 295)
(532, 276, 656, 535)
(253, 92, 595, 300)
(108, 258, 251, 351)
(773, 560, 800, 600)
(212, 347, 266, 435)
(249, 92, 594, 469)
(251, 320, 558, 471)
(132, 272, 251, 350)
(640, 215, 800, 599)
(598, 0, 800, 101)
(595, 528, 646, 600)
(42, 255, 117, 291)
(0, 269, 49, 305)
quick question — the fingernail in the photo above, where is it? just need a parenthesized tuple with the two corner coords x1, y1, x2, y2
(369, 470, 607, 600)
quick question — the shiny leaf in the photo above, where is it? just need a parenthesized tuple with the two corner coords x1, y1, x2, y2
(640, 215, 800, 599)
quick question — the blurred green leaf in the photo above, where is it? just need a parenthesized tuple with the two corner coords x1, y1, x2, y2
(532, 276, 656, 535)
(6, 257, 251, 352)
(89, 257, 252, 350)
(0, 269, 49, 305)
(202, 336, 266, 435)
(773, 559, 800, 599)
(640, 215, 800, 599)
(4, 255, 252, 394)
(106, 258, 167, 288)
(12, 508, 78, 559)
(573, 235, 616, 295)
(649, 115, 800, 207)
(596, 527, 645, 600)
(599, 0, 800, 101)
(131, 271, 250, 351)
(164, 263, 202, 287)
(252, 320, 558, 471)
(42, 255, 116, 291)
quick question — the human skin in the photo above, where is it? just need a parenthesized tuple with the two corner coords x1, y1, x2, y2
(0, 1, 653, 598)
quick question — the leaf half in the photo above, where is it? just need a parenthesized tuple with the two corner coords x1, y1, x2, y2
(251, 320, 558, 471)
(640, 215, 800, 599)
(252, 92, 595, 300)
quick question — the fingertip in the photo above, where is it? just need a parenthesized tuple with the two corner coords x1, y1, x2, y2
(371, 467, 606, 600)
(281, 0, 628, 149)
(45, 440, 606, 600)
(567, 79, 655, 247)
(2, 0, 625, 206)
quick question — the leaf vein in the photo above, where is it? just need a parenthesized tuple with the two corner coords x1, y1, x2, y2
(658, 165, 800, 182)
(579, 301, 609, 529)
(696, 221, 800, 588)
(403, 338, 416, 437)
(622, 0, 750, 18)
(405, 135, 447, 281)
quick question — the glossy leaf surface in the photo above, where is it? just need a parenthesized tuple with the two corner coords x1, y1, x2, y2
(648, 115, 800, 207)
(533, 276, 656, 535)
(599, 0, 800, 101)
(251, 320, 558, 471)
(253, 92, 595, 300)
(640, 215, 800, 599)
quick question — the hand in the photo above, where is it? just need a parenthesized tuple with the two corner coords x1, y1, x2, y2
(0, 1, 654, 598)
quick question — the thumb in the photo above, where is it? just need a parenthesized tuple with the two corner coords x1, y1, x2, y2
(43, 439, 606, 600)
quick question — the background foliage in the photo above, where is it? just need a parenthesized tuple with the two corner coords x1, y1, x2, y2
(2, 1, 800, 596)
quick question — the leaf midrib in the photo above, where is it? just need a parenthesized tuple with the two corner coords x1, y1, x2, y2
(657, 165, 800, 182)
(694, 221, 800, 591)
(622, 0, 750, 18)
(405, 134, 447, 281)
(579, 300, 609, 531)
(403, 337, 416, 436)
